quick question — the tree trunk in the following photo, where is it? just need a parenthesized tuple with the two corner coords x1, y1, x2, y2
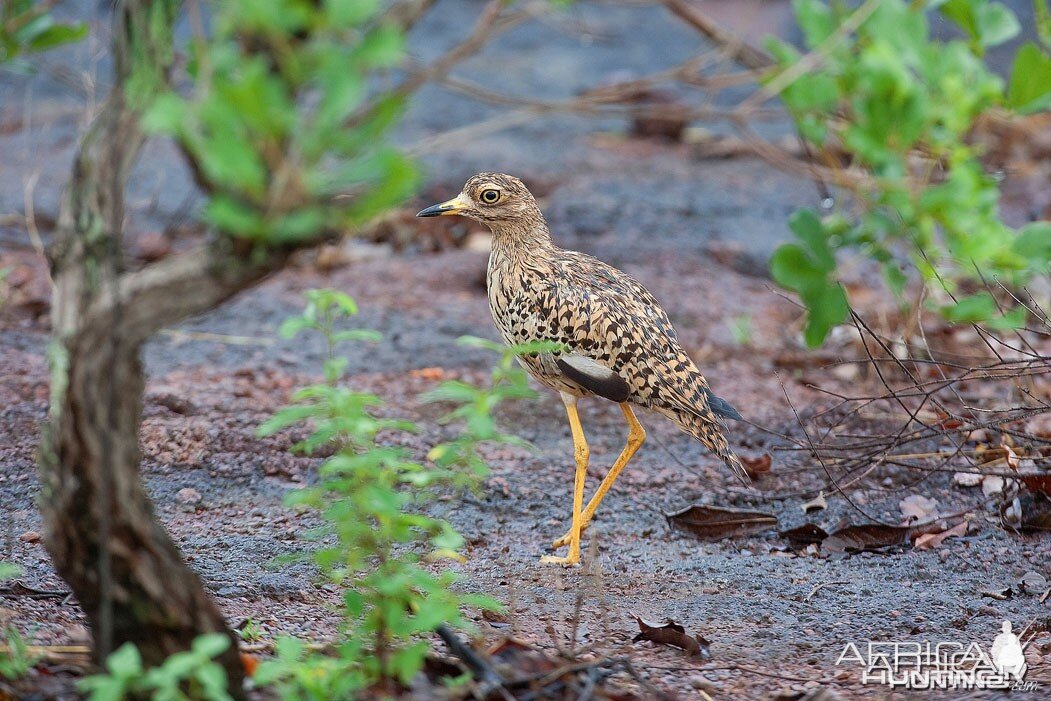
(37, 2, 281, 694)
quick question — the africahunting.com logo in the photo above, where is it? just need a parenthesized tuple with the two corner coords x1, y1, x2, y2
(835, 620, 1039, 691)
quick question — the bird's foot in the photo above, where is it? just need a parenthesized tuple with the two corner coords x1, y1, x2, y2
(551, 524, 588, 549)
(539, 554, 580, 567)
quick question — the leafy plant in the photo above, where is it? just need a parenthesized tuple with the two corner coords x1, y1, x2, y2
(255, 295, 553, 697)
(1, 1, 87, 69)
(278, 288, 381, 385)
(0, 627, 36, 682)
(79, 634, 233, 701)
(422, 336, 563, 489)
(766, 0, 1051, 345)
(0, 563, 36, 682)
(142, 0, 418, 245)
(238, 619, 263, 644)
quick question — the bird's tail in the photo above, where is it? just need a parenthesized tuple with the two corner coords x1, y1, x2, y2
(658, 406, 751, 485)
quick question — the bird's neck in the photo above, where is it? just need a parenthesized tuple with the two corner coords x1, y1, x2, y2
(487, 214, 555, 253)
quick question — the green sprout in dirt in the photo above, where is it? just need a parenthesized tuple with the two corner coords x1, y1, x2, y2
(422, 336, 565, 489)
(79, 634, 233, 701)
(766, 0, 1051, 345)
(278, 288, 381, 386)
(0, 563, 37, 682)
(255, 294, 556, 698)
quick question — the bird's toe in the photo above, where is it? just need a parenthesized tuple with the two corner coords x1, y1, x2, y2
(539, 554, 580, 567)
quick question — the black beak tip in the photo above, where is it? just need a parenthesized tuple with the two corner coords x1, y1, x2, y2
(416, 204, 444, 218)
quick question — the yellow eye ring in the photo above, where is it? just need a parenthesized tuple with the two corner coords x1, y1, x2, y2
(480, 189, 500, 204)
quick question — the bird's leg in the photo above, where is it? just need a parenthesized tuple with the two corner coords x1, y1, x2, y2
(552, 403, 645, 549)
(541, 394, 589, 566)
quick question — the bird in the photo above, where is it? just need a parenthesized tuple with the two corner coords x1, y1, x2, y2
(417, 173, 747, 565)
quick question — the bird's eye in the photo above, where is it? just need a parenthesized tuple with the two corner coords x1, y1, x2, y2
(480, 189, 500, 204)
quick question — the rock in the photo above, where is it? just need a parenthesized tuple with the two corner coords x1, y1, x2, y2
(19, 530, 40, 543)
(258, 572, 304, 600)
(176, 487, 202, 505)
(1019, 571, 1048, 595)
(689, 675, 719, 691)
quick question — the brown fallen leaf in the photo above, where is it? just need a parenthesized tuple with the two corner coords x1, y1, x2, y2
(631, 615, 710, 658)
(822, 524, 909, 553)
(1020, 473, 1051, 497)
(740, 453, 772, 480)
(665, 505, 777, 541)
(981, 587, 1013, 601)
(913, 521, 969, 550)
(779, 523, 828, 550)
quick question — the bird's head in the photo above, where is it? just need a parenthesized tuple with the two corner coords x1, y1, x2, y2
(416, 173, 543, 229)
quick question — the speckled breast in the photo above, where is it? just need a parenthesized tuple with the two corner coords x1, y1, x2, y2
(486, 248, 585, 397)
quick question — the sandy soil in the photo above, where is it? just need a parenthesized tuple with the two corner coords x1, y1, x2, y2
(1, 1, 1049, 699)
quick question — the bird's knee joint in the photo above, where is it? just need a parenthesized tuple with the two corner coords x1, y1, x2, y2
(629, 425, 646, 445)
(575, 445, 590, 464)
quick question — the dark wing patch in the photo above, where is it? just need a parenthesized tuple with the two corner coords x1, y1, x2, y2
(704, 389, 742, 421)
(557, 354, 631, 402)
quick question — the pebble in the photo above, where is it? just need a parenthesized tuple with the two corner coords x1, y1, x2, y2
(19, 530, 40, 543)
(689, 675, 719, 691)
(176, 487, 202, 505)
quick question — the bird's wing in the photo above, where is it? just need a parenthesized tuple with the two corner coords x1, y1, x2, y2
(550, 251, 735, 418)
(556, 354, 631, 402)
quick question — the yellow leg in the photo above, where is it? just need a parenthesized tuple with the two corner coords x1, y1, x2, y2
(540, 394, 589, 566)
(552, 403, 645, 549)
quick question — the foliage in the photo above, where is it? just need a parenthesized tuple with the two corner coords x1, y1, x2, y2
(0, 563, 36, 682)
(255, 293, 548, 697)
(141, 0, 418, 245)
(0, 0, 87, 69)
(766, 0, 1051, 345)
(0, 626, 36, 682)
(79, 634, 233, 701)
(422, 336, 563, 489)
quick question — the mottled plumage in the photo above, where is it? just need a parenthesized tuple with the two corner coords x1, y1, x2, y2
(418, 173, 746, 565)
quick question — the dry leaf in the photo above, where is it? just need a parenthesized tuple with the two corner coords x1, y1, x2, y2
(1018, 571, 1048, 596)
(913, 521, 968, 550)
(899, 495, 939, 522)
(632, 615, 710, 658)
(981, 587, 1013, 601)
(801, 492, 827, 514)
(779, 523, 828, 550)
(953, 471, 982, 487)
(1003, 442, 1020, 470)
(823, 524, 909, 553)
(665, 505, 777, 541)
(1020, 473, 1051, 496)
(1016, 493, 1051, 531)
(741, 453, 772, 480)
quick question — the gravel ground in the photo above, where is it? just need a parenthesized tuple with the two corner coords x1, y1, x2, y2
(1, 1, 1048, 699)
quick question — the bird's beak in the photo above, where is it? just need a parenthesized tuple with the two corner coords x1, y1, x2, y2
(416, 193, 469, 218)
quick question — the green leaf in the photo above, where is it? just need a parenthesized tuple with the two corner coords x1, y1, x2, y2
(27, 22, 88, 51)
(794, 0, 836, 48)
(941, 0, 1020, 49)
(0, 563, 21, 581)
(801, 281, 849, 347)
(1007, 42, 1051, 113)
(191, 633, 231, 659)
(770, 244, 825, 292)
(941, 291, 998, 322)
(1012, 221, 1051, 269)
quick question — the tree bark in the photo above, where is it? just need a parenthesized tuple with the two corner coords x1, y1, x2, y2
(38, 2, 283, 695)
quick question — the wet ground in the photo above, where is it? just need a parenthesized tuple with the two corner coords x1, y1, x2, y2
(2, 1, 1050, 699)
